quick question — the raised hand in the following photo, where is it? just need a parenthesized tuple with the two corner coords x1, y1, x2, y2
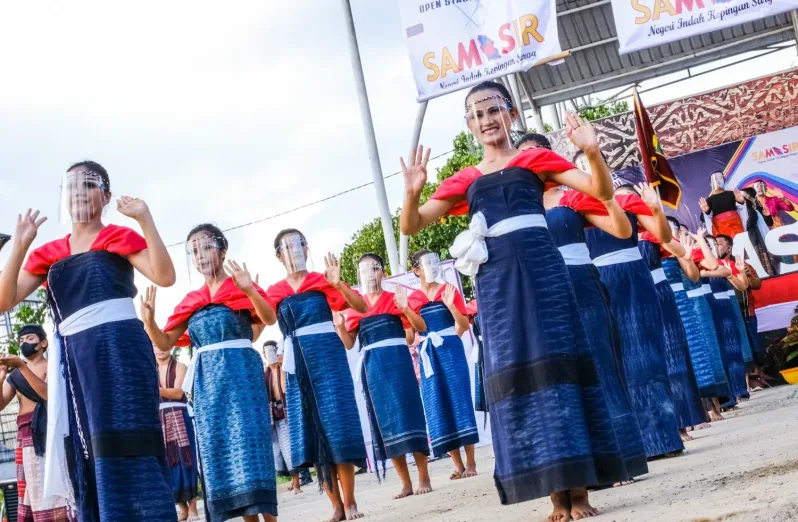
(564, 113, 599, 153)
(680, 232, 695, 258)
(15, 209, 47, 247)
(698, 197, 710, 213)
(635, 182, 660, 209)
(116, 196, 151, 221)
(0, 365, 7, 382)
(690, 226, 708, 243)
(733, 189, 746, 204)
(442, 283, 456, 307)
(0, 355, 26, 369)
(772, 186, 786, 199)
(333, 312, 346, 329)
(394, 286, 409, 311)
(324, 253, 342, 287)
(735, 254, 746, 273)
(224, 260, 254, 292)
(139, 285, 157, 324)
(400, 145, 431, 196)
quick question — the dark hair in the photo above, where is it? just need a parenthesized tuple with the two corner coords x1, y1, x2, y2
(18, 324, 47, 342)
(465, 81, 514, 110)
(187, 223, 229, 251)
(358, 252, 384, 267)
(410, 249, 433, 269)
(665, 216, 681, 229)
(716, 234, 733, 245)
(613, 183, 637, 194)
(68, 160, 111, 192)
(573, 150, 585, 163)
(273, 228, 306, 251)
(263, 340, 278, 348)
(743, 187, 756, 198)
(516, 133, 551, 150)
(705, 234, 716, 243)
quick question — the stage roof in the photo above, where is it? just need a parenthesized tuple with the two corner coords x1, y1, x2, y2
(520, 0, 796, 106)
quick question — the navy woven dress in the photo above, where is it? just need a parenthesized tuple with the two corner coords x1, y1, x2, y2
(26, 225, 176, 522)
(431, 148, 627, 504)
(638, 239, 706, 430)
(345, 292, 429, 467)
(705, 277, 749, 401)
(267, 273, 367, 482)
(546, 196, 648, 480)
(472, 313, 489, 414)
(409, 287, 479, 458)
(585, 198, 683, 459)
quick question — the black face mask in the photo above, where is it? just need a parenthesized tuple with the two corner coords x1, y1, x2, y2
(19, 342, 40, 359)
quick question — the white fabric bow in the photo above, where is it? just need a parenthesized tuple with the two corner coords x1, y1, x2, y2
(418, 331, 444, 377)
(450, 212, 489, 277)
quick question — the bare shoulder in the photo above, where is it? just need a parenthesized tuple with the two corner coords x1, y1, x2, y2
(176, 361, 188, 374)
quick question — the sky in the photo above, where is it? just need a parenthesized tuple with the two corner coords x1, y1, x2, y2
(1, 0, 796, 343)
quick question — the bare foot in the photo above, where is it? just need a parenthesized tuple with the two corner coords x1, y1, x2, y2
(345, 505, 365, 520)
(570, 489, 599, 520)
(612, 478, 635, 487)
(449, 467, 465, 480)
(187, 513, 201, 522)
(694, 423, 711, 430)
(325, 507, 346, 522)
(709, 410, 724, 422)
(461, 464, 478, 479)
(680, 430, 694, 442)
(415, 480, 432, 495)
(393, 486, 414, 500)
(293, 487, 303, 495)
(548, 491, 572, 522)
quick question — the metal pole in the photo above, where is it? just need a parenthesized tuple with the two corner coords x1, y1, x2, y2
(339, 0, 400, 274)
(792, 10, 798, 54)
(517, 74, 546, 134)
(398, 101, 429, 273)
(508, 75, 527, 132)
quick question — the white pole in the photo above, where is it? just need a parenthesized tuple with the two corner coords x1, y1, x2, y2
(398, 101, 429, 273)
(517, 74, 546, 134)
(508, 75, 527, 132)
(339, 0, 400, 274)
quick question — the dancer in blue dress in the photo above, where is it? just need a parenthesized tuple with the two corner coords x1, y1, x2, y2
(400, 80, 625, 521)
(585, 184, 684, 460)
(143, 223, 279, 522)
(0, 161, 178, 521)
(335, 253, 432, 500)
(407, 252, 479, 480)
(266, 229, 369, 522)
(541, 184, 649, 483)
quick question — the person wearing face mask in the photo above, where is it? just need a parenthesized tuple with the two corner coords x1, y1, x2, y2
(143, 223, 279, 522)
(335, 253, 432, 501)
(265, 229, 368, 522)
(405, 250, 479, 482)
(698, 172, 747, 239)
(0, 325, 74, 522)
(0, 160, 177, 521)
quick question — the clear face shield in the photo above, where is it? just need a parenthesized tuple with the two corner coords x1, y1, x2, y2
(417, 252, 444, 284)
(466, 95, 514, 152)
(277, 234, 307, 274)
(0, 233, 10, 253)
(710, 172, 725, 191)
(264, 344, 278, 365)
(357, 260, 383, 294)
(186, 234, 225, 281)
(60, 170, 106, 224)
(706, 237, 719, 258)
(754, 181, 767, 196)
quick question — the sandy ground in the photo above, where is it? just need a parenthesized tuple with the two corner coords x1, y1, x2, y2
(227, 385, 798, 522)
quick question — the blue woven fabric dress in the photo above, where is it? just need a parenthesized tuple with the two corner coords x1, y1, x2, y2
(705, 278, 749, 401)
(725, 287, 754, 365)
(159, 360, 199, 504)
(638, 242, 706, 430)
(44, 250, 176, 522)
(187, 305, 277, 520)
(430, 149, 631, 504)
(585, 215, 683, 459)
(354, 308, 429, 463)
(679, 273, 732, 400)
(546, 203, 647, 479)
(410, 292, 479, 458)
(268, 277, 367, 481)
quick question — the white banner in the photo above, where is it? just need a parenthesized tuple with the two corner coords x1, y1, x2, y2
(397, 0, 562, 101)
(612, 0, 798, 54)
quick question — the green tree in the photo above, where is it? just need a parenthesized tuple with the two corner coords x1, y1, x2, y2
(340, 132, 483, 299)
(578, 100, 629, 122)
(8, 289, 48, 355)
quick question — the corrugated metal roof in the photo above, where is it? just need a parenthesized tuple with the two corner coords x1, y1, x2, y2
(520, 2, 795, 106)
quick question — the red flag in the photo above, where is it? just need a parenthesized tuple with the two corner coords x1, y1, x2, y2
(633, 89, 681, 209)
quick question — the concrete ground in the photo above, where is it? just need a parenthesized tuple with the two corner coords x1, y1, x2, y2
(227, 385, 798, 522)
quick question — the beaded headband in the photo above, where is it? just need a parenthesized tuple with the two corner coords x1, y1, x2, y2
(466, 94, 513, 112)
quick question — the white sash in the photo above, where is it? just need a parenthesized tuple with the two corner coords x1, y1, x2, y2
(45, 297, 137, 501)
(686, 288, 704, 298)
(702, 284, 712, 295)
(159, 401, 188, 410)
(713, 292, 730, 300)
(558, 243, 592, 266)
(650, 268, 666, 285)
(451, 212, 547, 277)
(418, 326, 459, 377)
(280, 321, 336, 375)
(355, 337, 407, 383)
(182, 339, 255, 396)
(592, 247, 643, 267)
(670, 283, 685, 292)
(727, 289, 738, 298)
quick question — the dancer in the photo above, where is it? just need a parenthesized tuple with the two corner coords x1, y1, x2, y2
(0, 326, 74, 522)
(400, 80, 627, 520)
(406, 250, 479, 481)
(0, 161, 177, 521)
(542, 185, 649, 483)
(715, 236, 757, 374)
(584, 183, 685, 459)
(154, 348, 200, 522)
(637, 210, 706, 440)
(265, 229, 368, 522)
(142, 223, 279, 522)
(699, 172, 746, 238)
(335, 253, 432, 500)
